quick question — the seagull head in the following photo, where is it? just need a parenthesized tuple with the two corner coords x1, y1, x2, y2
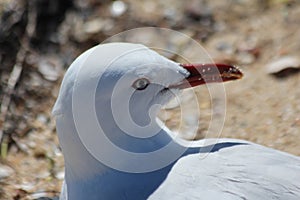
(52, 43, 242, 176)
(53, 42, 242, 126)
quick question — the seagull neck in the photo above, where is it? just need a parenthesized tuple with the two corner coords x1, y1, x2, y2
(57, 112, 180, 177)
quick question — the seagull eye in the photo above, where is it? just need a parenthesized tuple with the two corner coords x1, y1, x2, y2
(132, 78, 150, 90)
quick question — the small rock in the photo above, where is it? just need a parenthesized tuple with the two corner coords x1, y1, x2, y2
(237, 52, 255, 65)
(110, 1, 127, 17)
(38, 56, 63, 81)
(184, 0, 213, 26)
(37, 114, 48, 124)
(216, 41, 234, 54)
(83, 18, 104, 34)
(29, 192, 51, 199)
(17, 181, 36, 191)
(54, 147, 63, 157)
(35, 170, 51, 179)
(55, 170, 65, 180)
(266, 56, 300, 78)
(0, 164, 14, 179)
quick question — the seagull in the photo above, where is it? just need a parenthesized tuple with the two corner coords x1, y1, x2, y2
(52, 43, 300, 200)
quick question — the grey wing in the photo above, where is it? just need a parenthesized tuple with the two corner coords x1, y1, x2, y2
(149, 139, 300, 200)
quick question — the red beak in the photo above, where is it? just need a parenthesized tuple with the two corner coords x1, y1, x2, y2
(172, 63, 243, 89)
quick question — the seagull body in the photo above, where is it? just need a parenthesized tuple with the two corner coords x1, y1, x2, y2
(53, 43, 300, 200)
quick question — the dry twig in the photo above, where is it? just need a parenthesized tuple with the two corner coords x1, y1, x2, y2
(0, 0, 36, 156)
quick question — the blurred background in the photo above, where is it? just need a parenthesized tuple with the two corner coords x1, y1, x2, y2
(0, 0, 299, 199)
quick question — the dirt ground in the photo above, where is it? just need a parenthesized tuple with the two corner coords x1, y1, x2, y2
(0, 0, 299, 199)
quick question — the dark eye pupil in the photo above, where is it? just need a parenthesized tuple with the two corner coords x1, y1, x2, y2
(134, 78, 149, 90)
